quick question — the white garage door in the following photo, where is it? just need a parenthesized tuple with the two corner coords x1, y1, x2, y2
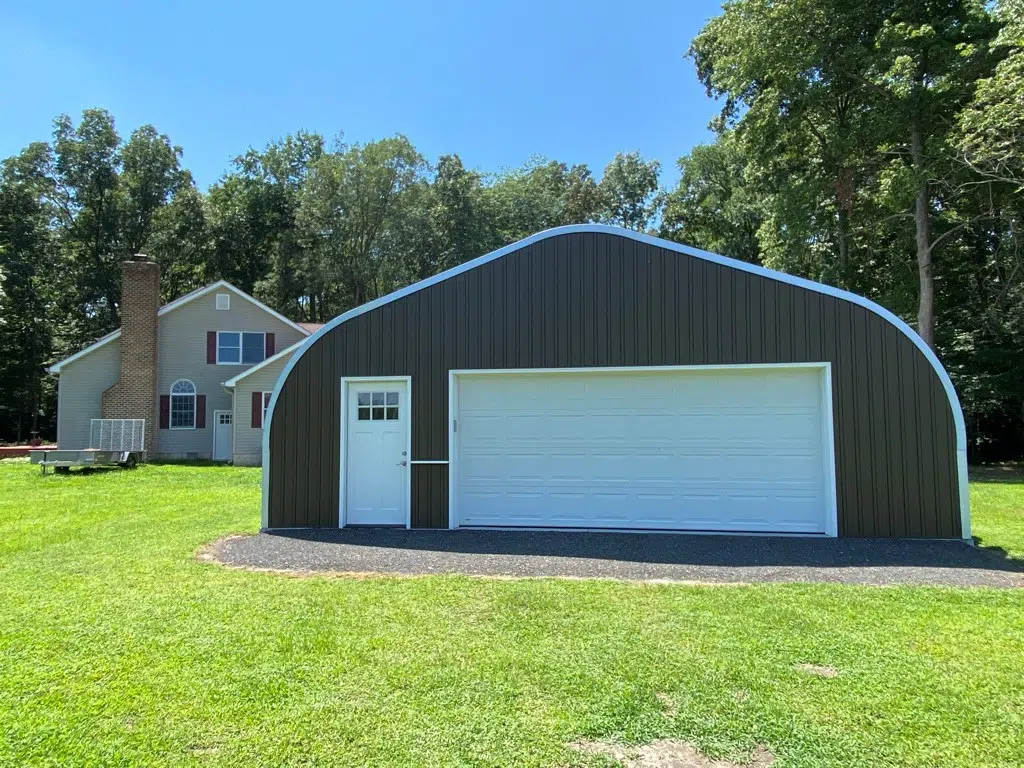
(454, 367, 832, 533)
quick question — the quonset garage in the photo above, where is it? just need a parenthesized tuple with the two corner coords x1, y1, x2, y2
(262, 225, 969, 541)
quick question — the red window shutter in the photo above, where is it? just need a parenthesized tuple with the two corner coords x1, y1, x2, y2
(196, 395, 207, 428)
(252, 391, 263, 428)
(265, 333, 275, 357)
(159, 395, 170, 429)
(207, 332, 217, 364)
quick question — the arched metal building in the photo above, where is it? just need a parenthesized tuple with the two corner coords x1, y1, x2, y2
(262, 226, 969, 540)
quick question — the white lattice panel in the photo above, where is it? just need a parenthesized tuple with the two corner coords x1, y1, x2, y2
(89, 419, 145, 451)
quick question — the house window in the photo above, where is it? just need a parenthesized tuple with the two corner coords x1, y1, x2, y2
(217, 331, 265, 365)
(357, 391, 399, 421)
(262, 392, 272, 424)
(215, 293, 230, 310)
(170, 379, 196, 429)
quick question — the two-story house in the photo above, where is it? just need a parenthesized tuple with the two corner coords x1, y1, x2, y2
(47, 257, 320, 464)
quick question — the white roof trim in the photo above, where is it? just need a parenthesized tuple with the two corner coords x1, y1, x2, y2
(221, 341, 303, 387)
(260, 224, 970, 538)
(47, 280, 310, 373)
(46, 329, 122, 373)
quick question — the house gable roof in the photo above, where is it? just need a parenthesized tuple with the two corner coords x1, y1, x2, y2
(221, 341, 304, 387)
(47, 280, 310, 373)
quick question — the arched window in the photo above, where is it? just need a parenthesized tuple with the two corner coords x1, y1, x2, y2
(170, 379, 196, 429)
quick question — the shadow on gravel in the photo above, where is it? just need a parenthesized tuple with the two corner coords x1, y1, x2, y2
(265, 528, 1024, 574)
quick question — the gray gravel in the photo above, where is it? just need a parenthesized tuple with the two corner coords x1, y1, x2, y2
(211, 529, 1024, 587)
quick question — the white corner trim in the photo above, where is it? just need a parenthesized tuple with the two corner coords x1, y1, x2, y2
(221, 341, 304, 388)
(48, 280, 311, 374)
(958, 449, 972, 542)
(448, 369, 458, 530)
(260, 224, 970, 537)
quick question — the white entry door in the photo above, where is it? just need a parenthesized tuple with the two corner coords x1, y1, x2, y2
(454, 367, 833, 534)
(344, 379, 410, 526)
(213, 410, 233, 461)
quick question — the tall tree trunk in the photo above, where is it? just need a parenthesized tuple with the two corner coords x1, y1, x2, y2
(910, 119, 934, 348)
(837, 204, 850, 283)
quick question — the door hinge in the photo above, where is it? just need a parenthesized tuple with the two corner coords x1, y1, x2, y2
(453, 419, 457, 433)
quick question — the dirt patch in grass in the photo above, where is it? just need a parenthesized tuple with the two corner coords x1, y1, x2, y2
(795, 663, 838, 678)
(195, 534, 249, 565)
(655, 692, 678, 718)
(187, 744, 220, 756)
(572, 739, 773, 767)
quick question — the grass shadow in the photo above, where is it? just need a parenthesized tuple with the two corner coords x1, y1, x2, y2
(969, 463, 1024, 484)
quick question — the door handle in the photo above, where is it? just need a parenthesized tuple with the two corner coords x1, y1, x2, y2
(398, 460, 408, 467)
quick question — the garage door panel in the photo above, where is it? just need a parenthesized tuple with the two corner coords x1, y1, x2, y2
(456, 369, 830, 533)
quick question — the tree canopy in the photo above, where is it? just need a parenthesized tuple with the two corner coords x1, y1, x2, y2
(0, 0, 1020, 458)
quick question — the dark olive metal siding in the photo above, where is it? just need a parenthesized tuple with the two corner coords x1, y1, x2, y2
(268, 231, 962, 537)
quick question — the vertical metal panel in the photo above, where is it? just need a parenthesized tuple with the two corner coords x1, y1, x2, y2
(270, 232, 962, 536)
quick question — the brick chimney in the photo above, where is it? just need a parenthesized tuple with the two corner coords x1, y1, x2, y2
(100, 257, 160, 450)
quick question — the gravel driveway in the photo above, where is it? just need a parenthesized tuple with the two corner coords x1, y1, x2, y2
(207, 529, 1024, 587)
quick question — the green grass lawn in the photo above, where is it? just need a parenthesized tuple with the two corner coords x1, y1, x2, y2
(0, 462, 1022, 767)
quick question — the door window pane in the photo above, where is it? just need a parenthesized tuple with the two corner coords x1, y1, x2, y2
(356, 390, 399, 422)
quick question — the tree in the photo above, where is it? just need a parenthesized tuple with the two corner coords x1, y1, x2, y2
(52, 109, 122, 342)
(119, 125, 186, 256)
(957, 0, 1024, 188)
(428, 154, 492, 272)
(0, 144, 57, 441)
(209, 131, 324, 311)
(146, 183, 211, 301)
(866, 1, 1001, 347)
(297, 136, 427, 315)
(660, 134, 762, 264)
(598, 151, 663, 231)
(483, 158, 602, 243)
(690, 0, 1001, 348)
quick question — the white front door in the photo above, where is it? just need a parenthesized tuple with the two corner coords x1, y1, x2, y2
(344, 379, 409, 526)
(213, 410, 233, 461)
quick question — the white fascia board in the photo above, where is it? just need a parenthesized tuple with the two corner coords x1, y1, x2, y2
(261, 223, 971, 537)
(48, 280, 310, 374)
(221, 341, 303, 388)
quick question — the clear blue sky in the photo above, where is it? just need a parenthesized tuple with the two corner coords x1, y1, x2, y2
(1, 0, 724, 190)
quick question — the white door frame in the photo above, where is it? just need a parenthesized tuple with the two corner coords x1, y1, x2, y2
(338, 376, 413, 528)
(448, 363, 838, 536)
(212, 409, 233, 461)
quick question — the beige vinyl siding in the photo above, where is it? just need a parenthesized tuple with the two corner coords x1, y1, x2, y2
(155, 290, 305, 458)
(56, 338, 121, 449)
(231, 354, 291, 466)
